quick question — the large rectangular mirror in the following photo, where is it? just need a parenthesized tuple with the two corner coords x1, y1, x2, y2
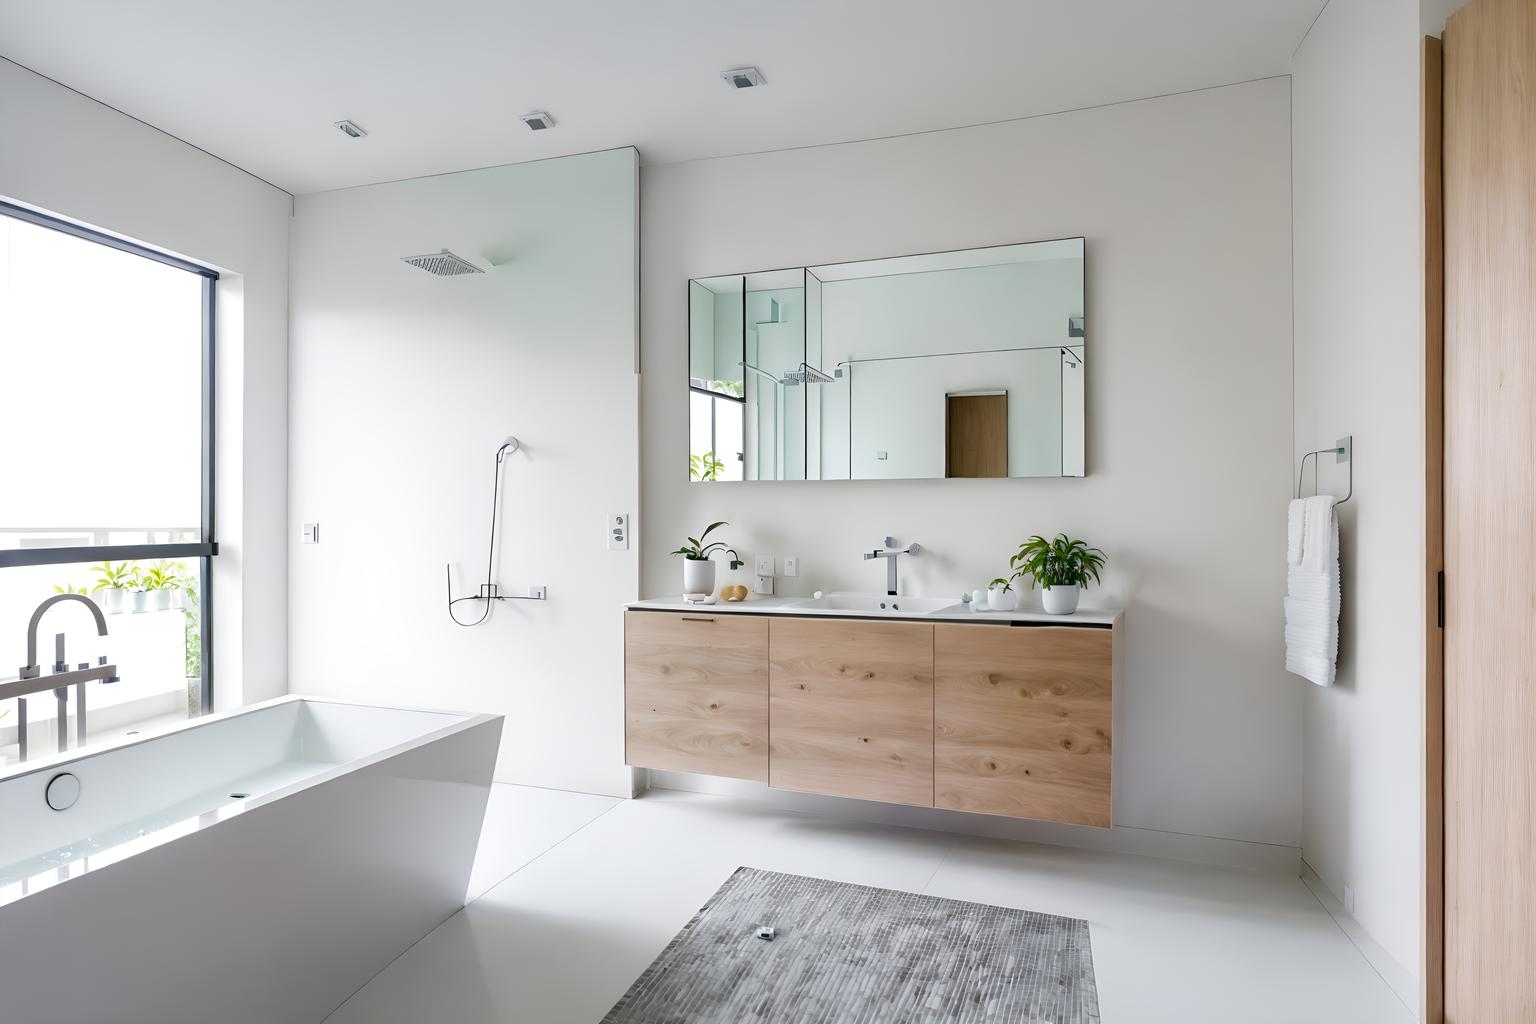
(687, 238, 1085, 482)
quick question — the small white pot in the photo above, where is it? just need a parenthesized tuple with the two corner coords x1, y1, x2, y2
(130, 591, 150, 613)
(682, 557, 716, 597)
(1041, 583, 1081, 615)
(150, 589, 173, 612)
(987, 586, 1019, 612)
(100, 589, 126, 614)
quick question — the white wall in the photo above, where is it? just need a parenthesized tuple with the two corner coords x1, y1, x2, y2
(1292, 0, 1433, 990)
(642, 78, 1301, 851)
(288, 148, 640, 797)
(0, 57, 291, 710)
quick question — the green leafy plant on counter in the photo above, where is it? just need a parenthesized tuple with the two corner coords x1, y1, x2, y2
(988, 575, 1016, 593)
(670, 521, 742, 567)
(1010, 534, 1107, 590)
(52, 582, 90, 595)
(690, 450, 726, 481)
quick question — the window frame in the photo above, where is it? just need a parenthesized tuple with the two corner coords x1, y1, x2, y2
(0, 199, 218, 712)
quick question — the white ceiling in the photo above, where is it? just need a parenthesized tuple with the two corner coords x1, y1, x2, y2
(0, 0, 1324, 195)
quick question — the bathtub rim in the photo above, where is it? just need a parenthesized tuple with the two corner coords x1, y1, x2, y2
(0, 693, 500, 788)
(0, 695, 502, 909)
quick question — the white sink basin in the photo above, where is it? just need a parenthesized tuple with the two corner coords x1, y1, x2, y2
(786, 592, 959, 615)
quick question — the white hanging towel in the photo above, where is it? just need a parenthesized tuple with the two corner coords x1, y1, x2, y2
(1284, 495, 1339, 686)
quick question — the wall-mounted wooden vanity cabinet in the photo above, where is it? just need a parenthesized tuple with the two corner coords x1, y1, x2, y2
(624, 606, 1118, 827)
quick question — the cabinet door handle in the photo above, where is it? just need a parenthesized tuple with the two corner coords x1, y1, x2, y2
(681, 616, 715, 623)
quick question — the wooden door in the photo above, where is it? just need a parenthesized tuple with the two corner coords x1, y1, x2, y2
(935, 625, 1112, 827)
(946, 393, 1008, 477)
(624, 611, 769, 782)
(768, 618, 934, 806)
(1442, 1, 1536, 1019)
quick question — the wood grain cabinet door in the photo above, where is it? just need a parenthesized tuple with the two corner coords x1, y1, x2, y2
(768, 618, 934, 807)
(624, 611, 769, 782)
(935, 624, 1112, 827)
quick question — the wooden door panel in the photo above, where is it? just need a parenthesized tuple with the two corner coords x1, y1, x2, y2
(1443, 1, 1536, 1018)
(935, 625, 1112, 826)
(768, 618, 934, 806)
(947, 393, 1008, 478)
(624, 611, 769, 782)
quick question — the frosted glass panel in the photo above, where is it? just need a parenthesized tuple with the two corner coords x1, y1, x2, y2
(0, 213, 203, 546)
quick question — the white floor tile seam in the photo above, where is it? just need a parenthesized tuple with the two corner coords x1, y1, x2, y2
(1298, 864, 1416, 1016)
(471, 793, 626, 903)
(321, 790, 623, 1024)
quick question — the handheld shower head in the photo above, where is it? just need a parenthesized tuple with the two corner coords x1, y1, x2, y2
(496, 436, 521, 462)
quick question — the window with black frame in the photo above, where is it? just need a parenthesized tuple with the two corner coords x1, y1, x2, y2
(0, 201, 216, 768)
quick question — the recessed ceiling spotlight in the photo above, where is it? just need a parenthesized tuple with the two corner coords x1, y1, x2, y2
(720, 66, 765, 89)
(520, 111, 556, 131)
(334, 119, 367, 139)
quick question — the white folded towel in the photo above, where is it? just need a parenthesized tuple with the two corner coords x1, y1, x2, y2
(1284, 495, 1339, 686)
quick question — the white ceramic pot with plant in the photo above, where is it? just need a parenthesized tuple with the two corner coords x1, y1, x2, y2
(1011, 533, 1107, 616)
(671, 521, 742, 597)
(143, 561, 181, 612)
(987, 577, 1020, 611)
(91, 560, 135, 614)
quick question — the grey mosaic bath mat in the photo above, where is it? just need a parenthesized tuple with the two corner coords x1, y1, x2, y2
(602, 867, 1100, 1023)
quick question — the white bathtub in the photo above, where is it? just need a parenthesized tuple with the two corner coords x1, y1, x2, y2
(0, 695, 502, 1024)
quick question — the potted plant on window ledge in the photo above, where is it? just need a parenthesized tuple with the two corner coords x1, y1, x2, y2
(670, 521, 743, 598)
(141, 561, 183, 612)
(1010, 534, 1107, 615)
(91, 560, 136, 614)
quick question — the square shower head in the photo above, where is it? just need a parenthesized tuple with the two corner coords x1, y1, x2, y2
(401, 250, 484, 276)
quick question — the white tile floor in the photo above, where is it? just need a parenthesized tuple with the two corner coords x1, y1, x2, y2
(324, 785, 1415, 1024)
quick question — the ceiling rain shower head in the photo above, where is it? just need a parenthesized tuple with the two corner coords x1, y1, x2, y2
(401, 249, 484, 276)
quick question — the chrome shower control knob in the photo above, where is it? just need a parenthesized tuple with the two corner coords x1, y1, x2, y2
(45, 772, 81, 811)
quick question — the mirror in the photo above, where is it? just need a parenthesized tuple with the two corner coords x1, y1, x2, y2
(688, 238, 1085, 482)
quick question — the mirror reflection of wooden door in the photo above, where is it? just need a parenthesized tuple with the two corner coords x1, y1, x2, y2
(1441, 0, 1536, 1019)
(946, 392, 1007, 478)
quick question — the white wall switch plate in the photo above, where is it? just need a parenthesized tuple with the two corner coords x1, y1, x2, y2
(755, 555, 776, 576)
(783, 556, 799, 577)
(607, 513, 628, 551)
(301, 523, 319, 544)
(755, 574, 775, 595)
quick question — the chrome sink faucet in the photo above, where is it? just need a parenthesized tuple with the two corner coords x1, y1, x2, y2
(864, 536, 921, 596)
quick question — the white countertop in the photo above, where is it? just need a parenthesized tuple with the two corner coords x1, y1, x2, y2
(626, 595, 1121, 627)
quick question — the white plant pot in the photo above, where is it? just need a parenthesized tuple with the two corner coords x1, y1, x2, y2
(150, 590, 173, 612)
(682, 558, 716, 597)
(1041, 584, 1081, 615)
(987, 586, 1019, 612)
(130, 591, 150, 614)
(101, 589, 126, 614)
